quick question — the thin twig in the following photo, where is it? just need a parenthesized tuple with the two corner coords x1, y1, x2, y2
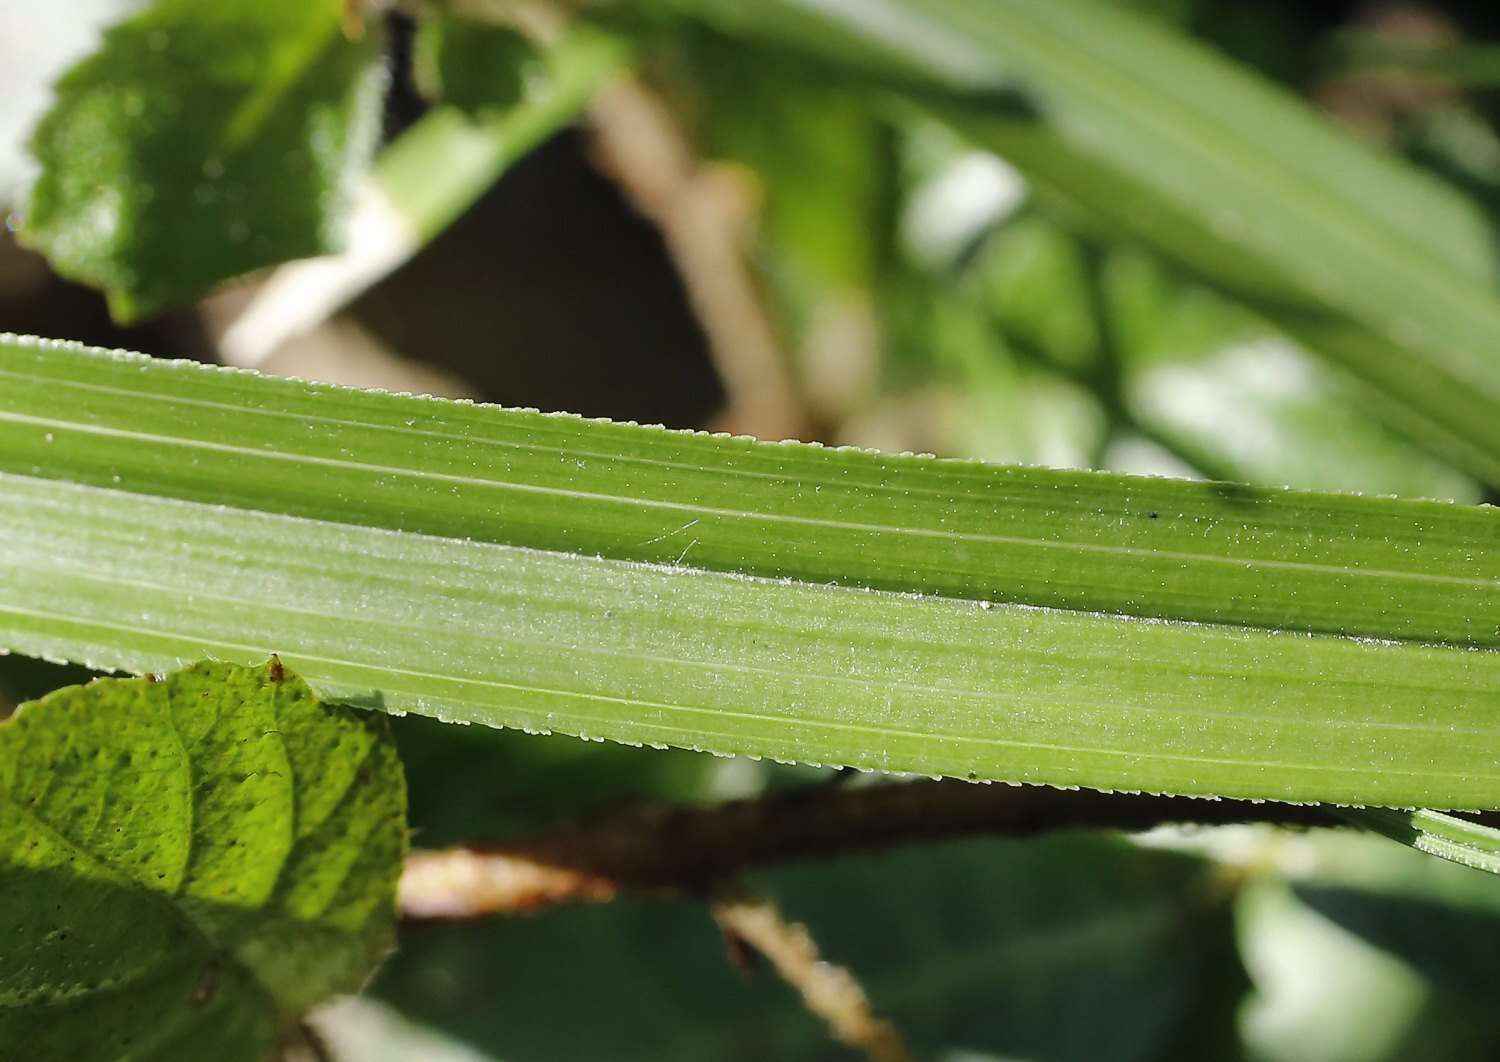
(712, 889, 911, 1062)
(399, 848, 616, 918)
(398, 779, 1334, 918)
(586, 78, 810, 440)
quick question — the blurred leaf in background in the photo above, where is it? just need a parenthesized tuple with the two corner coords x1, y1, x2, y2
(0, 0, 137, 208)
(413, 17, 537, 117)
(220, 18, 629, 369)
(1233, 829, 1500, 1062)
(19, 0, 384, 321)
(378, 836, 1244, 1062)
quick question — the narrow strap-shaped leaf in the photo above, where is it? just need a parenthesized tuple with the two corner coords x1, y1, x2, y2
(3, 336, 1500, 807)
(4, 471, 1500, 808)
(1343, 809, 1500, 875)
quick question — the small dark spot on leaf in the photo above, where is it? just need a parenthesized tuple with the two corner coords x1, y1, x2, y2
(267, 656, 285, 683)
(1146, 511, 1158, 519)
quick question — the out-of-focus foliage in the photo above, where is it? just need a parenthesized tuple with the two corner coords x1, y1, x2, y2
(377, 835, 1245, 1062)
(1237, 829, 1500, 1062)
(413, 18, 536, 117)
(19, 0, 383, 321)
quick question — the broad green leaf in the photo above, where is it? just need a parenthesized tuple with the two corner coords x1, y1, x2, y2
(5, 337, 1500, 807)
(0, 0, 138, 207)
(656, 0, 1500, 489)
(377, 835, 1243, 1061)
(19, 0, 384, 321)
(0, 659, 405, 1061)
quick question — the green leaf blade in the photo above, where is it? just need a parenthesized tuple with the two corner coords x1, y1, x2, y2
(5, 470, 1500, 808)
(5, 337, 1500, 807)
(19, 0, 384, 321)
(1346, 809, 1500, 876)
(0, 660, 406, 1061)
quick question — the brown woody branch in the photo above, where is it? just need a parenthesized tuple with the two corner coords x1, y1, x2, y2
(399, 779, 1335, 919)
